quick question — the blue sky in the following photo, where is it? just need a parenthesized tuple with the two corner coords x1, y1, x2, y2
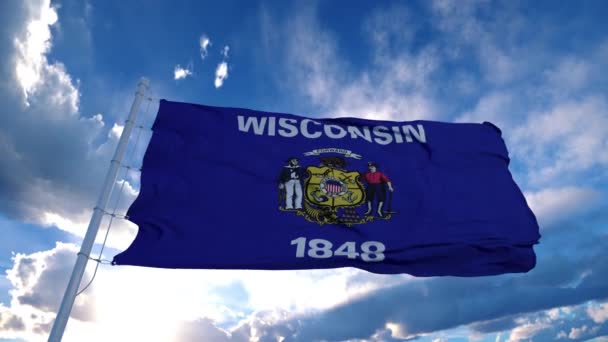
(1, 0, 607, 341)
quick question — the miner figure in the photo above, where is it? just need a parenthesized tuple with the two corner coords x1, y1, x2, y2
(362, 162, 393, 217)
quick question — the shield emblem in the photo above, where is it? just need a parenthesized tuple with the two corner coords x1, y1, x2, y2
(305, 166, 365, 208)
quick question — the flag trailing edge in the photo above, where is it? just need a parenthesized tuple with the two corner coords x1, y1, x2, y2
(113, 99, 540, 276)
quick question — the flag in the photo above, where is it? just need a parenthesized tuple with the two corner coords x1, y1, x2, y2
(112, 100, 540, 276)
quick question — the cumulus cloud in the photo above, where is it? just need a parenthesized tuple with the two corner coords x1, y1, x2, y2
(244, 238, 608, 342)
(0, 0, 139, 241)
(502, 304, 608, 341)
(173, 64, 193, 80)
(109, 122, 123, 139)
(0, 309, 26, 332)
(13, 0, 60, 105)
(175, 318, 235, 342)
(0, 243, 96, 341)
(1, 244, 393, 341)
(588, 303, 608, 324)
(506, 321, 549, 342)
(0, 0, 151, 255)
(200, 34, 211, 60)
(214, 61, 229, 88)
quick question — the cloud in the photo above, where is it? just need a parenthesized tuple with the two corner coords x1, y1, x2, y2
(214, 61, 229, 88)
(456, 91, 515, 129)
(501, 304, 608, 341)
(176, 318, 236, 342)
(512, 96, 608, 186)
(200, 34, 211, 60)
(0, 0, 151, 254)
(506, 321, 549, 342)
(213, 45, 231, 88)
(35, 175, 140, 250)
(0, 244, 395, 341)
(264, 4, 439, 121)
(588, 303, 608, 324)
(544, 57, 591, 97)
(247, 236, 608, 342)
(469, 316, 519, 335)
(221, 45, 230, 58)
(524, 187, 602, 229)
(13, 0, 60, 105)
(429, 0, 526, 86)
(0, 243, 96, 341)
(0, 309, 26, 332)
(109, 122, 123, 139)
(0, 0, 137, 239)
(173, 64, 193, 80)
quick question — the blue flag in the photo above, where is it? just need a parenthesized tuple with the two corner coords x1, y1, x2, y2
(113, 100, 540, 276)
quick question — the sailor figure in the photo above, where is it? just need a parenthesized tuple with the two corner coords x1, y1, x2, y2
(362, 162, 394, 217)
(278, 157, 305, 210)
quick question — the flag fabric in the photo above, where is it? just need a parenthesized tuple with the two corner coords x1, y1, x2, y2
(112, 100, 540, 276)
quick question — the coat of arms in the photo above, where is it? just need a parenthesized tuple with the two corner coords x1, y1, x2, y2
(277, 148, 395, 226)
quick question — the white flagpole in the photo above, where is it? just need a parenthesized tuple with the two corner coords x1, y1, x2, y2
(48, 78, 149, 342)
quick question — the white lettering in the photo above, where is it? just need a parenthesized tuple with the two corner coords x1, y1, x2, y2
(403, 124, 427, 143)
(324, 124, 347, 139)
(347, 126, 372, 142)
(238, 115, 427, 144)
(237, 115, 267, 135)
(290, 237, 385, 262)
(373, 126, 393, 145)
(392, 126, 403, 143)
(268, 117, 276, 136)
(301, 119, 322, 138)
(278, 118, 298, 137)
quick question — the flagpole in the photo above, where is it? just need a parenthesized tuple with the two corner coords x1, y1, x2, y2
(48, 78, 149, 342)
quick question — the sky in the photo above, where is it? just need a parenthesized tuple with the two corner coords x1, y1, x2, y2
(0, 0, 607, 341)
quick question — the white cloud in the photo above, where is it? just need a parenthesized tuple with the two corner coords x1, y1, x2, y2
(568, 325, 588, 339)
(430, 0, 525, 86)
(0, 243, 96, 341)
(116, 179, 138, 198)
(173, 64, 193, 80)
(512, 96, 608, 185)
(109, 122, 123, 139)
(0, 0, 136, 234)
(506, 321, 549, 342)
(14, 0, 59, 105)
(0, 241, 400, 341)
(544, 57, 591, 96)
(12, 0, 78, 113)
(221, 45, 230, 58)
(36, 178, 141, 251)
(213, 45, 231, 88)
(588, 303, 608, 324)
(214, 61, 229, 88)
(200, 34, 211, 60)
(385, 322, 410, 339)
(278, 6, 438, 121)
(524, 187, 601, 229)
(41, 211, 87, 235)
(456, 92, 515, 128)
